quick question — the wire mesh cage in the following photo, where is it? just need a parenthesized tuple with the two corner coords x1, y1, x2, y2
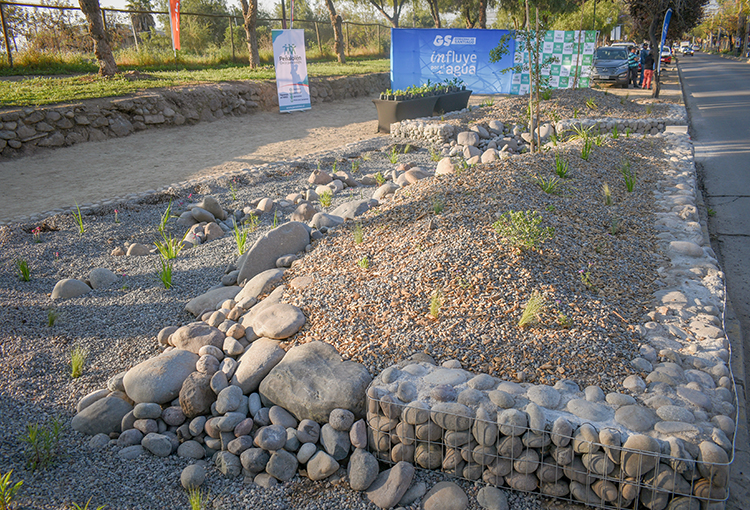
(365, 392, 731, 510)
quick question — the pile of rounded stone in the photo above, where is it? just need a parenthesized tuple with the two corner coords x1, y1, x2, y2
(366, 357, 731, 510)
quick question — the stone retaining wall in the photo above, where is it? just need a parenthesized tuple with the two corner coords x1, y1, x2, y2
(389, 104, 688, 146)
(0, 73, 390, 160)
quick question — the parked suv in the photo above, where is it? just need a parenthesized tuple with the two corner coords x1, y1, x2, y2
(590, 46, 630, 87)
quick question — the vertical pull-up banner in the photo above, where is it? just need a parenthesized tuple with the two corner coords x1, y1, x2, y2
(657, 8, 673, 75)
(168, 0, 181, 51)
(272, 29, 311, 112)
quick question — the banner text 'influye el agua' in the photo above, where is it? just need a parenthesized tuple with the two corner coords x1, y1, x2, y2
(390, 29, 515, 95)
(272, 29, 311, 113)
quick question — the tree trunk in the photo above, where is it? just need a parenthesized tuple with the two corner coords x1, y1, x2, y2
(325, 0, 345, 63)
(427, 0, 441, 28)
(478, 0, 487, 29)
(462, 3, 476, 28)
(240, 0, 259, 68)
(368, 0, 399, 28)
(78, 0, 117, 76)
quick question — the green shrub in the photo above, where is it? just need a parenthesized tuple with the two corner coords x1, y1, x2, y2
(492, 210, 554, 251)
(20, 418, 62, 471)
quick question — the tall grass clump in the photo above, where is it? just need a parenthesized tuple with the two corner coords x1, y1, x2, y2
(15, 259, 30, 281)
(70, 345, 88, 379)
(20, 418, 63, 471)
(518, 291, 546, 327)
(553, 152, 569, 178)
(492, 210, 554, 251)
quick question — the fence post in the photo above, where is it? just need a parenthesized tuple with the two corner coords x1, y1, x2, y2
(0, 3, 13, 67)
(377, 24, 380, 55)
(101, 8, 107, 31)
(229, 15, 235, 62)
(345, 21, 349, 56)
(315, 21, 321, 54)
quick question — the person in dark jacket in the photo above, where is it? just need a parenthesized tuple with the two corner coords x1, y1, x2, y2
(627, 46, 639, 88)
(639, 44, 649, 86)
(642, 50, 655, 89)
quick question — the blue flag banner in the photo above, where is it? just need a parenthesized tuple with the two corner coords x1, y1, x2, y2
(390, 29, 516, 94)
(272, 29, 311, 113)
(657, 8, 673, 75)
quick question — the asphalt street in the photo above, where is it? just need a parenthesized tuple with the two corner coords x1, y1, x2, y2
(679, 52, 750, 509)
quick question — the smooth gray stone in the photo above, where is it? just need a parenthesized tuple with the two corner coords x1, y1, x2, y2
(237, 222, 310, 285)
(141, 433, 172, 457)
(265, 449, 298, 481)
(124, 349, 199, 404)
(72, 396, 133, 435)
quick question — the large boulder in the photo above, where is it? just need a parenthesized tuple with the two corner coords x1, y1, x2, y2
(123, 349, 199, 404)
(231, 339, 286, 394)
(170, 323, 225, 354)
(259, 341, 372, 422)
(185, 286, 240, 316)
(72, 396, 133, 435)
(237, 222, 310, 286)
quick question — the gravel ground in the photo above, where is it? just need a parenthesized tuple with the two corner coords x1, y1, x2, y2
(0, 89, 675, 510)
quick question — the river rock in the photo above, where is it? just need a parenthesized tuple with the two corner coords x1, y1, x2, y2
(181, 464, 206, 489)
(123, 349, 199, 404)
(253, 303, 306, 339)
(179, 372, 216, 418)
(348, 448, 379, 491)
(265, 449, 298, 482)
(185, 286, 240, 316)
(237, 222, 310, 285)
(142, 433, 172, 457)
(307, 451, 340, 481)
(423, 481, 468, 510)
(171, 323, 225, 354)
(51, 278, 91, 300)
(259, 341, 371, 422)
(72, 396, 133, 435)
(365, 461, 415, 509)
(231, 338, 286, 393)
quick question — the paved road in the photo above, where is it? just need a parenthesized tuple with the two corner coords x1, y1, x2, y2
(680, 52, 750, 508)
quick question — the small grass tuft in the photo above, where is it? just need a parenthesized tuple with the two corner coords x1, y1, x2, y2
(233, 223, 251, 256)
(429, 147, 442, 162)
(0, 470, 23, 510)
(70, 345, 88, 379)
(611, 125, 619, 139)
(72, 202, 85, 235)
(518, 291, 546, 328)
(157, 257, 173, 289)
(580, 139, 592, 160)
(388, 147, 399, 165)
(357, 256, 370, 269)
(553, 152, 569, 178)
(374, 172, 386, 186)
(429, 289, 443, 319)
(319, 190, 333, 208)
(603, 183, 613, 206)
(620, 160, 636, 192)
(158, 201, 173, 233)
(585, 97, 598, 110)
(534, 175, 561, 194)
(69, 497, 107, 510)
(15, 259, 30, 281)
(353, 222, 364, 244)
(432, 197, 444, 214)
(187, 487, 211, 510)
(557, 313, 573, 329)
(154, 232, 185, 260)
(47, 308, 59, 327)
(351, 160, 360, 173)
(707, 208, 717, 217)
(20, 417, 62, 471)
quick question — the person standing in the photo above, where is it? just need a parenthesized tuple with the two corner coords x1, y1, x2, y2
(639, 43, 649, 86)
(627, 46, 639, 88)
(642, 49, 655, 90)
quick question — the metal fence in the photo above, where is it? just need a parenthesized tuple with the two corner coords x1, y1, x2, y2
(0, 1, 390, 67)
(366, 393, 732, 509)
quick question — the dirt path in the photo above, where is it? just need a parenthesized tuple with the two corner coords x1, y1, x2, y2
(0, 95, 385, 223)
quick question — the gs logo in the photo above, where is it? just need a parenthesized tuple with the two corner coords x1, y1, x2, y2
(433, 35, 452, 46)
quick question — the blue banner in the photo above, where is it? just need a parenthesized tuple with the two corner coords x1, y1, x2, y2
(657, 8, 672, 75)
(391, 29, 516, 94)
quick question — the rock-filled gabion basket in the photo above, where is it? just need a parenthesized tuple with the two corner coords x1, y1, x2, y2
(365, 364, 731, 510)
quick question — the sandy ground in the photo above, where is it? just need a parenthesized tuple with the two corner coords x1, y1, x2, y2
(0, 95, 386, 223)
(0, 70, 681, 225)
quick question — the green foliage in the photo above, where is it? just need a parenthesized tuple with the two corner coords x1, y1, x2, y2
(612, 125, 619, 139)
(388, 147, 399, 165)
(319, 190, 333, 208)
(187, 487, 210, 510)
(432, 197, 444, 214)
(625, 127, 632, 138)
(70, 345, 88, 379)
(603, 183, 613, 206)
(0, 470, 23, 510)
(429, 147, 442, 162)
(374, 172, 386, 186)
(353, 223, 364, 245)
(541, 88, 553, 100)
(480, 98, 495, 107)
(357, 256, 370, 269)
(154, 231, 185, 260)
(351, 160, 360, 173)
(594, 134, 605, 147)
(492, 210, 554, 251)
(580, 265, 596, 290)
(158, 201, 172, 233)
(72, 202, 85, 235)
(429, 289, 443, 319)
(518, 291, 546, 328)
(585, 97, 598, 110)
(610, 217, 622, 235)
(157, 256, 173, 289)
(621, 160, 636, 192)
(233, 222, 251, 255)
(581, 139, 592, 160)
(553, 152, 569, 178)
(20, 418, 62, 471)
(47, 308, 59, 327)
(14, 259, 30, 281)
(557, 313, 573, 329)
(272, 210, 279, 228)
(534, 175, 561, 194)
(707, 208, 717, 217)
(69, 497, 107, 510)
(646, 105, 653, 114)
(228, 181, 237, 201)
